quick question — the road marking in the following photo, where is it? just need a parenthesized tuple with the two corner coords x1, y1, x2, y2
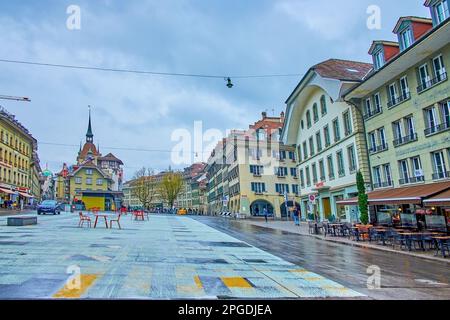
(194, 276, 203, 289)
(222, 277, 253, 288)
(53, 274, 99, 298)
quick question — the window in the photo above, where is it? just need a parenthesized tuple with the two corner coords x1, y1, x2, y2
(374, 93, 382, 113)
(306, 110, 312, 128)
(309, 137, 315, 156)
(288, 151, 296, 161)
(433, 55, 447, 81)
(320, 95, 327, 116)
(300, 169, 305, 188)
(332, 118, 341, 142)
(365, 98, 372, 117)
(434, 0, 449, 24)
(432, 151, 447, 179)
(368, 132, 377, 153)
(400, 28, 414, 50)
(297, 145, 302, 162)
(75, 177, 82, 184)
(319, 160, 326, 181)
(374, 50, 385, 70)
(250, 165, 263, 176)
(411, 157, 424, 181)
(424, 106, 438, 134)
(399, 76, 410, 98)
(327, 156, 335, 180)
(324, 125, 331, 147)
(290, 167, 298, 178)
(378, 127, 387, 150)
(251, 182, 266, 193)
(373, 166, 382, 186)
(316, 132, 322, 152)
(388, 82, 398, 105)
(292, 185, 299, 195)
(312, 163, 318, 183)
(337, 151, 345, 177)
(441, 100, 450, 127)
(86, 169, 93, 175)
(96, 178, 104, 186)
(305, 166, 311, 186)
(383, 164, 393, 186)
(275, 167, 288, 177)
(347, 145, 357, 172)
(343, 110, 352, 136)
(275, 184, 289, 194)
(393, 120, 403, 141)
(405, 116, 416, 138)
(86, 178, 92, 185)
(313, 103, 319, 122)
(418, 64, 431, 91)
(399, 159, 410, 184)
(302, 141, 308, 159)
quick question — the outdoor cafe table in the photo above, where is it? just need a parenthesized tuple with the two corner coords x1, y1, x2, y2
(397, 232, 443, 251)
(432, 236, 450, 258)
(372, 228, 389, 245)
(328, 223, 344, 237)
(93, 212, 116, 229)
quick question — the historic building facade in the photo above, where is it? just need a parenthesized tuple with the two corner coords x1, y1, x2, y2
(0, 106, 41, 207)
(207, 112, 300, 218)
(282, 59, 372, 222)
(344, 1, 450, 222)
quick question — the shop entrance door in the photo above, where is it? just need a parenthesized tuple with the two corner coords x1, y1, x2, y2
(322, 197, 332, 220)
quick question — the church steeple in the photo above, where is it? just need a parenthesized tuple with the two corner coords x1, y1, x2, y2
(86, 106, 94, 143)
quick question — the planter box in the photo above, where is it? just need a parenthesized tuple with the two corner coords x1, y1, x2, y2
(7, 216, 37, 226)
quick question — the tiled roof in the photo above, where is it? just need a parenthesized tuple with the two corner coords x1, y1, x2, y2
(79, 142, 99, 158)
(312, 59, 373, 82)
(98, 153, 124, 165)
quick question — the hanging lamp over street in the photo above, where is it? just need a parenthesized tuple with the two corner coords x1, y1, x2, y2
(226, 77, 233, 88)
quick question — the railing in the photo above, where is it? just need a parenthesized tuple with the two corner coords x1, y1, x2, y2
(373, 181, 394, 189)
(417, 72, 447, 93)
(363, 107, 383, 120)
(393, 133, 418, 147)
(387, 92, 411, 109)
(328, 174, 335, 180)
(432, 171, 450, 180)
(338, 170, 345, 177)
(399, 176, 425, 185)
(369, 143, 388, 154)
(424, 121, 450, 136)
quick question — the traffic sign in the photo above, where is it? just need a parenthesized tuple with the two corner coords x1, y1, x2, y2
(309, 194, 317, 203)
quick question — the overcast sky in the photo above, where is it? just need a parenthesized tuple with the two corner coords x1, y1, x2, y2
(0, 0, 429, 180)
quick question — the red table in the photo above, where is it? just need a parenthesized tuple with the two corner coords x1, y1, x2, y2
(94, 214, 110, 229)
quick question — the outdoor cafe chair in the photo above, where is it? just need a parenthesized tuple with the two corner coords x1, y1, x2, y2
(78, 212, 91, 228)
(391, 231, 408, 251)
(308, 221, 316, 234)
(109, 213, 122, 230)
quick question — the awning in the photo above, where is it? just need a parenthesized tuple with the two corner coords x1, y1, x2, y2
(336, 181, 450, 206)
(0, 187, 15, 195)
(423, 189, 450, 207)
(18, 192, 33, 198)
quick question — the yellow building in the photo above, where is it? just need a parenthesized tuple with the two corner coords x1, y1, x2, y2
(344, 3, 450, 224)
(0, 106, 39, 207)
(207, 112, 301, 218)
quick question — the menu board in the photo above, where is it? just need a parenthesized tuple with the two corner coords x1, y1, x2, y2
(425, 215, 446, 229)
(401, 214, 417, 227)
(377, 211, 392, 225)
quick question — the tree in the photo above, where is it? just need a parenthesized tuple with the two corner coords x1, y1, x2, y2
(159, 172, 183, 210)
(357, 170, 369, 225)
(131, 167, 158, 210)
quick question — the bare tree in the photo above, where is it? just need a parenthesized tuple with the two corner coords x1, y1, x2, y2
(131, 167, 158, 210)
(159, 172, 183, 209)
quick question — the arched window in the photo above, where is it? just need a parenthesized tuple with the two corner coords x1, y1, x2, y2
(320, 95, 327, 116)
(313, 103, 319, 122)
(306, 110, 312, 128)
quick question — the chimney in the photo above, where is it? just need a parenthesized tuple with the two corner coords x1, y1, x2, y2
(280, 111, 285, 123)
(262, 111, 267, 119)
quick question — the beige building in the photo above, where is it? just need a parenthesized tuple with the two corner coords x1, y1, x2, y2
(207, 112, 301, 218)
(282, 59, 373, 222)
(344, 2, 450, 225)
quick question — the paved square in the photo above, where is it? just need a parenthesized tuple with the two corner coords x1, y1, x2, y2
(0, 213, 364, 299)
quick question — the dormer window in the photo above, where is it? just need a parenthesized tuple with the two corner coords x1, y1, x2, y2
(373, 50, 385, 71)
(434, 0, 449, 25)
(399, 28, 414, 51)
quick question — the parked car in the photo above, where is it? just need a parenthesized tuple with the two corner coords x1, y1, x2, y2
(70, 200, 86, 212)
(37, 200, 62, 215)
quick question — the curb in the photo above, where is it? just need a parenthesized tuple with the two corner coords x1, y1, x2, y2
(240, 220, 450, 264)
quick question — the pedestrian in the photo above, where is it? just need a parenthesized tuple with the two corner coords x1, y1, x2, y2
(293, 208, 300, 226)
(263, 207, 268, 223)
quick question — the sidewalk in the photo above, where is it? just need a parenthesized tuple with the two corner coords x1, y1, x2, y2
(0, 209, 35, 217)
(235, 218, 450, 264)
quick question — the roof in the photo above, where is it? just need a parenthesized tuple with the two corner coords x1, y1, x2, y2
(70, 161, 112, 180)
(368, 40, 400, 54)
(98, 153, 124, 165)
(393, 16, 433, 33)
(312, 59, 373, 82)
(79, 142, 99, 159)
(423, 189, 450, 206)
(337, 181, 450, 206)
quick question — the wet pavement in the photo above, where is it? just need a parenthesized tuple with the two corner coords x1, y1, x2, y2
(193, 216, 450, 300)
(0, 213, 364, 299)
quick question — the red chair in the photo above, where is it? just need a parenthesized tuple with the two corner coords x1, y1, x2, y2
(109, 213, 122, 229)
(78, 212, 91, 228)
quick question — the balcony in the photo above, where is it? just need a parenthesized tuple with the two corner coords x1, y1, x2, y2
(363, 107, 383, 120)
(369, 143, 388, 155)
(338, 170, 345, 178)
(432, 171, 450, 181)
(417, 72, 447, 93)
(387, 92, 411, 109)
(328, 174, 335, 181)
(373, 180, 394, 189)
(399, 176, 425, 185)
(424, 121, 450, 137)
(393, 133, 418, 147)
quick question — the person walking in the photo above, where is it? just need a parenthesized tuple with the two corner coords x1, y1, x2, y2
(293, 208, 300, 226)
(263, 207, 268, 223)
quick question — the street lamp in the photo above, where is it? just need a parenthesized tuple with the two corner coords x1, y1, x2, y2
(225, 77, 233, 89)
